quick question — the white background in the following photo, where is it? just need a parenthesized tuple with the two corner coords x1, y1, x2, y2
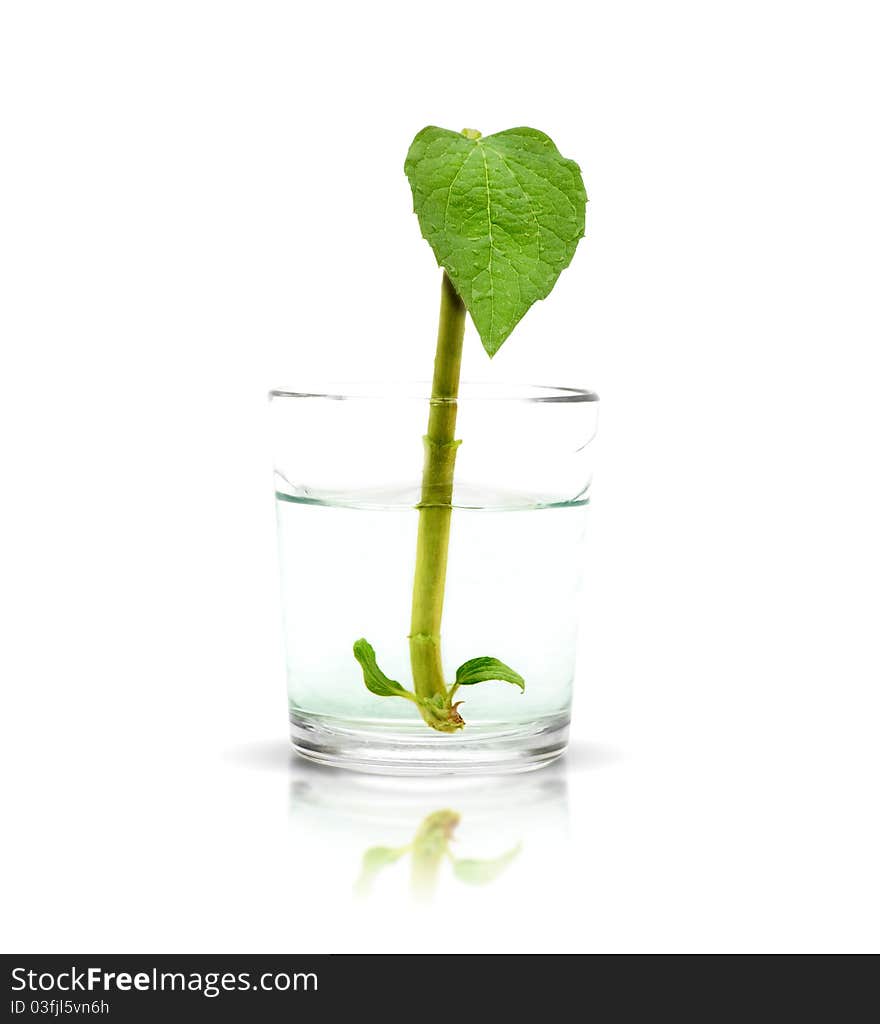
(2, 0, 878, 954)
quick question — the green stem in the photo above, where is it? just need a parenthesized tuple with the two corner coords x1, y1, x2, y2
(409, 272, 466, 726)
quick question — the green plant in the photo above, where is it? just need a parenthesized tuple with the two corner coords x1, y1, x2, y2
(354, 126, 587, 731)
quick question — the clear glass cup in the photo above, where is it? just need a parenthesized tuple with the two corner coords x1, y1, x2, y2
(270, 382, 599, 774)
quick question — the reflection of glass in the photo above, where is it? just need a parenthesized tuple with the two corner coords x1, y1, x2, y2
(355, 808, 521, 901)
(288, 759, 569, 904)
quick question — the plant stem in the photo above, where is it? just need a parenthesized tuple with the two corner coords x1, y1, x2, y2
(409, 272, 466, 723)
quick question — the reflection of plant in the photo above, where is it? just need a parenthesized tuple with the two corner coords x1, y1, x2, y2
(355, 808, 521, 901)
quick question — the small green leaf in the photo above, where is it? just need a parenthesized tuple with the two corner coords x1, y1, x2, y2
(353, 639, 416, 700)
(404, 125, 587, 356)
(354, 845, 409, 897)
(454, 656, 525, 691)
(362, 846, 408, 872)
(452, 843, 522, 886)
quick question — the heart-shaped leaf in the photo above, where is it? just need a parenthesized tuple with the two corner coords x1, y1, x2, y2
(405, 126, 587, 356)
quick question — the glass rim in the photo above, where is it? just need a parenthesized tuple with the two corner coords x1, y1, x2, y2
(268, 381, 599, 404)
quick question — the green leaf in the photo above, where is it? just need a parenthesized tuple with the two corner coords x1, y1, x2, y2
(404, 126, 587, 356)
(354, 845, 409, 897)
(452, 843, 522, 886)
(353, 639, 416, 700)
(361, 846, 408, 872)
(454, 656, 525, 691)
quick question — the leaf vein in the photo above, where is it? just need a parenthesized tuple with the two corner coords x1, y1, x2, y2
(477, 141, 495, 344)
(484, 143, 543, 263)
(494, 148, 581, 220)
(442, 147, 476, 238)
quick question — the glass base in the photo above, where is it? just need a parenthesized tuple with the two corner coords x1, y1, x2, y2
(289, 710, 570, 776)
